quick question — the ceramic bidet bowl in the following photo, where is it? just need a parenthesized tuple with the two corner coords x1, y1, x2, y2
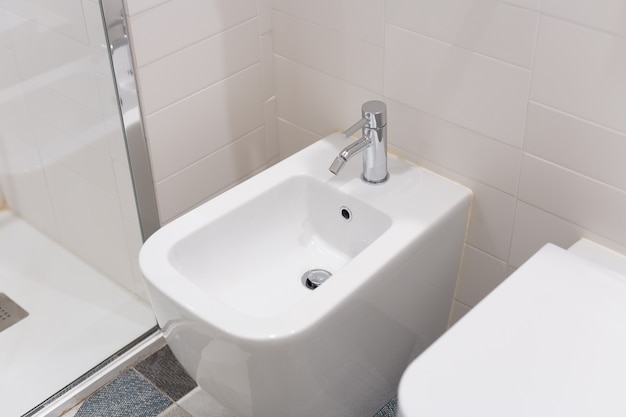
(140, 133, 472, 417)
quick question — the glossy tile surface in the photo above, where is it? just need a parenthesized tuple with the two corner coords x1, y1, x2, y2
(123, 0, 626, 336)
(267, 0, 626, 314)
(386, 0, 538, 68)
(532, 16, 626, 133)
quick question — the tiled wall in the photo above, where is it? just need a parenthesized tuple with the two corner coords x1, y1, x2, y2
(126, 0, 278, 223)
(271, 0, 626, 321)
(0, 0, 147, 298)
(125, 0, 626, 322)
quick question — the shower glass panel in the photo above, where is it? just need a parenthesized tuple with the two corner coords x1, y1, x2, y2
(0, 1, 157, 416)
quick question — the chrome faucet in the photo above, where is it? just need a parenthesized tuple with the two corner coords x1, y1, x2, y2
(329, 100, 388, 184)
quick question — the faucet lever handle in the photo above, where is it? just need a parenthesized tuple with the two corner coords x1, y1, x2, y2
(342, 117, 367, 138)
(342, 100, 387, 138)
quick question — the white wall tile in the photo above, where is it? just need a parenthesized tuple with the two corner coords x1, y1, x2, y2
(125, 0, 169, 16)
(0, 8, 11, 50)
(454, 244, 509, 307)
(0, 165, 59, 239)
(510, 201, 626, 268)
(0, 46, 19, 97)
(2, 0, 89, 44)
(501, 0, 540, 10)
(525, 102, 626, 192)
(44, 161, 127, 246)
(95, 73, 120, 121)
(387, 100, 522, 195)
(263, 97, 278, 160)
(113, 159, 148, 299)
(386, 0, 539, 68)
(32, 115, 116, 196)
(105, 118, 128, 165)
(272, 0, 384, 46)
(273, 12, 384, 92)
(7, 12, 101, 113)
(464, 181, 517, 261)
(137, 18, 260, 114)
(401, 154, 517, 261)
(531, 16, 626, 134)
(275, 57, 382, 136)
(385, 25, 531, 148)
(113, 160, 144, 257)
(260, 33, 275, 100)
(518, 154, 626, 246)
(541, 0, 626, 37)
(24, 86, 104, 146)
(256, 0, 272, 34)
(83, 0, 111, 77)
(448, 301, 471, 327)
(129, 0, 257, 65)
(155, 128, 268, 223)
(0, 129, 59, 239)
(39, 138, 118, 196)
(146, 65, 265, 182)
(509, 202, 586, 268)
(277, 119, 321, 160)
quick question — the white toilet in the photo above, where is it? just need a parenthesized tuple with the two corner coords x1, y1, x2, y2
(398, 239, 626, 416)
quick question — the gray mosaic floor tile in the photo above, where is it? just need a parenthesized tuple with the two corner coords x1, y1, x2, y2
(135, 345, 197, 401)
(374, 397, 398, 417)
(75, 369, 171, 417)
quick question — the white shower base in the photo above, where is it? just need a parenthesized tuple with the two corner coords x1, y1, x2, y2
(0, 211, 155, 417)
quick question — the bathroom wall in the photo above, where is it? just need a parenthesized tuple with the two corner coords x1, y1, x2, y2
(270, 0, 626, 322)
(125, 0, 277, 223)
(0, 0, 147, 297)
(124, 0, 626, 322)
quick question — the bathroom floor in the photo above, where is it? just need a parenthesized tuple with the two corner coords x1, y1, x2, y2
(62, 344, 398, 417)
(0, 211, 155, 417)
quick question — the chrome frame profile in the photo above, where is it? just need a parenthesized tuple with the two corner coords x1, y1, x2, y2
(100, 0, 160, 240)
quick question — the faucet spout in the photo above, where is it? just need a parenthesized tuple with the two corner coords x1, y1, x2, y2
(328, 100, 389, 184)
(329, 136, 371, 175)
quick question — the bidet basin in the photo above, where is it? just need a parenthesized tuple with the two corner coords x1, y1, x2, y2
(169, 175, 391, 318)
(140, 133, 472, 417)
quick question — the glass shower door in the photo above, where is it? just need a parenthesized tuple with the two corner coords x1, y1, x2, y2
(0, 2, 157, 415)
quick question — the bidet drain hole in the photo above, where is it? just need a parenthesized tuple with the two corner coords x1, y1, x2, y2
(340, 206, 352, 221)
(302, 269, 332, 290)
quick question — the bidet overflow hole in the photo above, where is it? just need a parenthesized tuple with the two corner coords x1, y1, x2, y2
(340, 206, 352, 221)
